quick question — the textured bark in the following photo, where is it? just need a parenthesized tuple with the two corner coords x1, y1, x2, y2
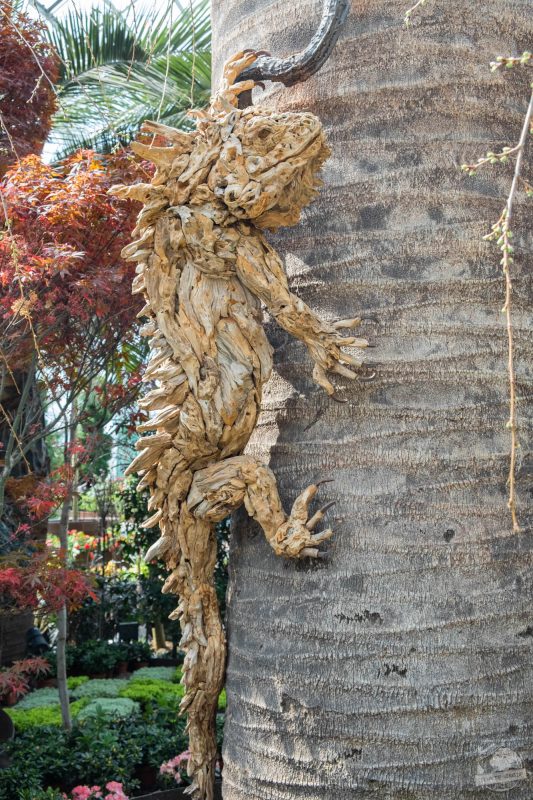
(212, 1, 533, 799)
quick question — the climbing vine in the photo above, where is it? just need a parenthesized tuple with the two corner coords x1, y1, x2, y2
(404, 0, 532, 531)
(461, 53, 532, 531)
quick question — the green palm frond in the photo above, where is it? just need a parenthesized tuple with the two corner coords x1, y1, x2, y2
(45, 0, 211, 160)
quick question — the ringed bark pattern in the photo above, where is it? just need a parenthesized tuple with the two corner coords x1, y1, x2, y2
(212, 1, 533, 799)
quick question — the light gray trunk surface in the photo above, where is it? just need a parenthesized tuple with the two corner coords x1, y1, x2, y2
(211, 1, 533, 797)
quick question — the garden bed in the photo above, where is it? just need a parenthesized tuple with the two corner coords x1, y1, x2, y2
(1, 663, 225, 798)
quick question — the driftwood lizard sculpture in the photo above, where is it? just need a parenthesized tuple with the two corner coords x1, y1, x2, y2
(111, 5, 368, 797)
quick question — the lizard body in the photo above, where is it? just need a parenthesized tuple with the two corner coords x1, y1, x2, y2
(111, 51, 368, 799)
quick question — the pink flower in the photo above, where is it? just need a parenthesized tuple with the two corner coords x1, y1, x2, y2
(104, 783, 129, 800)
(159, 751, 190, 785)
(70, 787, 103, 800)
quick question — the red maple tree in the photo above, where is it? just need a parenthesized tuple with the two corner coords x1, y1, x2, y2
(0, 149, 149, 377)
(0, 1, 60, 176)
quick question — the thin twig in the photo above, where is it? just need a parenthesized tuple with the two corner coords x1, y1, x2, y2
(404, 0, 430, 26)
(499, 89, 533, 531)
(476, 88, 533, 531)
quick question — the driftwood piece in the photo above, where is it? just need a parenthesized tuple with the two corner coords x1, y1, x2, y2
(110, 51, 369, 800)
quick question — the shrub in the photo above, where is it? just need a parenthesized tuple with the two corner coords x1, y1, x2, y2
(19, 790, 63, 800)
(6, 699, 88, 731)
(121, 677, 226, 712)
(71, 679, 128, 700)
(68, 784, 129, 800)
(130, 666, 176, 683)
(119, 679, 184, 710)
(46, 641, 126, 677)
(0, 763, 43, 800)
(159, 751, 190, 788)
(67, 676, 90, 690)
(74, 640, 121, 674)
(16, 687, 62, 709)
(1, 709, 192, 796)
(0, 668, 30, 703)
(76, 698, 139, 721)
(127, 640, 151, 664)
(12, 657, 51, 681)
(123, 707, 189, 770)
(0, 725, 70, 796)
(68, 714, 143, 789)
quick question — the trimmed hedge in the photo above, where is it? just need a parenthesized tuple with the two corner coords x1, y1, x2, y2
(16, 688, 62, 710)
(71, 678, 128, 700)
(76, 697, 139, 721)
(119, 679, 184, 709)
(131, 666, 178, 683)
(6, 700, 89, 732)
(66, 676, 90, 690)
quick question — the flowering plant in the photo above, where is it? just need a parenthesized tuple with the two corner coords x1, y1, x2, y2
(64, 782, 129, 800)
(68, 531, 98, 561)
(159, 751, 190, 785)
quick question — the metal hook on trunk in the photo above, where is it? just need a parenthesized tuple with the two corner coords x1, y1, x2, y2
(237, 0, 349, 97)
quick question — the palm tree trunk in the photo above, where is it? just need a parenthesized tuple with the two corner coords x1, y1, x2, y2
(212, 1, 532, 798)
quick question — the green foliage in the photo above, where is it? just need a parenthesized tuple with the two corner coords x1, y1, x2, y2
(0, 705, 200, 796)
(0, 763, 43, 800)
(119, 679, 184, 710)
(19, 790, 64, 800)
(130, 666, 176, 682)
(45, 0, 211, 157)
(71, 678, 128, 700)
(64, 714, 143, 789)
(218, 688, 227, 711)
(67, 675, 90, 690)
(76, 697, 139, 721)
(75, 639, 121, 673)
(6, 699, 88, 732)
(119, 674, 225, 712)
(119, 707, 188, 772)
(15, 687, 60, 709)
(127, 640, 151, 664)
(69, 576, 141, 644)
(216, 713, 225, 752)
(46, 640, 130, 675)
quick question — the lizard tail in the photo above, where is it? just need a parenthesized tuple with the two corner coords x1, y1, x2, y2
(162, 501, 226, 800)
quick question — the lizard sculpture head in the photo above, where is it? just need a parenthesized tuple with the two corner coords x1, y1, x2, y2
(120, 50, 332, 234)
(207, 106, 331, 230)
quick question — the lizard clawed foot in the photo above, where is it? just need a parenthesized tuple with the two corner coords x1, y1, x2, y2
(273, 482, 335, 559)
(212, 50, 266, 113)
(221, 50, 261, 89)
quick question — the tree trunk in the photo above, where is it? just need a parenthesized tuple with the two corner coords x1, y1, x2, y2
(56, 404, 78, 731)
(212, 1, 532, 798)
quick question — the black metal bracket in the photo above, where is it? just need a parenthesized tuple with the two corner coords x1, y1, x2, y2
(238, 0, 349, 88)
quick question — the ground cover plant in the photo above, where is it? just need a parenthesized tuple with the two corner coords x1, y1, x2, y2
(1, 665, 224, 796)
(0, 704, 192, 798)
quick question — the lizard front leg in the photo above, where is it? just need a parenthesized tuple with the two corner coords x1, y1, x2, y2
(236, 230, 372, 396)
(187, 456, 334, 559)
